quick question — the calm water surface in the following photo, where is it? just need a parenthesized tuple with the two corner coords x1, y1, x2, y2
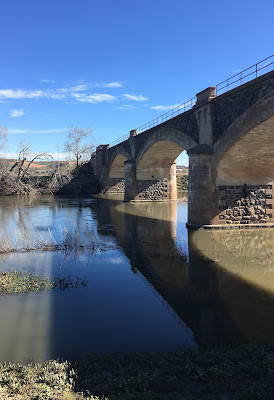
(0, 194, 274, 363)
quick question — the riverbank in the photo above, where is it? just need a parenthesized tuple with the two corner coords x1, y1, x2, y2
(0, 343, 273, 399)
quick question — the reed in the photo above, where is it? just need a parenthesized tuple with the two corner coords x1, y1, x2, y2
(0, 225, 111, 255)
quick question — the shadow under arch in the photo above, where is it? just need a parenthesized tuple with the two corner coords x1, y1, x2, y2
(108, 147, 131, 173)
(103, 148, 131, 193)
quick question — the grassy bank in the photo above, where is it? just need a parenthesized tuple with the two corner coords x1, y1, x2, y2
(0, 344, 273, 399)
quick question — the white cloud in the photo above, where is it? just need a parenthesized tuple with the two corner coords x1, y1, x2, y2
(0, 78, 126, 106)
(70, 84, 88, 92)
(0, 85, 116, 105)
(0, 89, 44, 99)
(40, 79, 55, 83)
(73, 93, 115, 103)
(10, 109, 24, 117)
(122, 94, 148, 101)
(8, 128, 67, 134)
(150, 104, 180, 111)
(57, 84, 88, 93)
(115, 104, 137, 110)
(105, 81, 123, 88)
(0, 89, 66, 100)
(46, 93, 66, 99)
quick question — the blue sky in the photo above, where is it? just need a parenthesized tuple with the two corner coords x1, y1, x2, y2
(0, 0, 273, 165)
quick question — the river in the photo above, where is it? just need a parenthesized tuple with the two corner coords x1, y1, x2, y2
(0, 194, 273, 363)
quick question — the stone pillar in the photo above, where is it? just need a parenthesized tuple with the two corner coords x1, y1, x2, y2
(130, 129, 137, 138)
(187, 145, 217, 227)
(194, 87, 216, 147)
(169, 161, 177, 200)
(124, 159, 137, 201)
(129, 130, 137, 159)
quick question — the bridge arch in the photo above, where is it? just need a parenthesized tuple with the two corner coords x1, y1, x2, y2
(108, 147, 131, 175)
(133, 128, 197, 201)
(136, 127, 197, 167)
(103, 148, 130, 193)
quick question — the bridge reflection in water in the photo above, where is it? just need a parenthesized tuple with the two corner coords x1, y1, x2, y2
(93, 194, 274, 347)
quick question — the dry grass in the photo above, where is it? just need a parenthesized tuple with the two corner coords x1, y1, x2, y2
(0, 226, 110, 255)
(0, 344, 273, 399)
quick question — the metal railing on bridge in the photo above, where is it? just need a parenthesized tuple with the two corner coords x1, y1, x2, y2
(215, 55, 274, 95)
(136, 96, 196, 135)
(109, 54, 274, 148)
(109, 96, 196, 147)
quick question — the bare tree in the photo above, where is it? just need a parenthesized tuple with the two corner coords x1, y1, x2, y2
(64, 124, 94, 170)
(10, 140, 31, 178)
(0, 125, 7, 150)
(10, 140, 52, 181)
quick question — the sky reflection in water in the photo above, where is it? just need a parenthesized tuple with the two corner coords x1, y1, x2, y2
(0, 195, 195, 363)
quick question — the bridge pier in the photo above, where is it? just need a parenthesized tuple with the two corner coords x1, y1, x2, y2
(124, 160, 177, 201)
(187, 146, 217, 227)
(124, 159, 137, 201)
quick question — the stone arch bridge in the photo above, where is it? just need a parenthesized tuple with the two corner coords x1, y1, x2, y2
(91, 69, 274, 228)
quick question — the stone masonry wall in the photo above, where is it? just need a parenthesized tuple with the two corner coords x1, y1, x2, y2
(136, 179, 168, 200)
(217, 184, 273, 225)
(102, 178, 125, 193)
(134, 112, 199, 156)
(213, 73, 274, 141)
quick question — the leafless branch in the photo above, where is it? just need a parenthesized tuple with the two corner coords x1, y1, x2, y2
(0, 126, 7, 150)
(64, 124, 94, 170)
(22, 153, 53, 178)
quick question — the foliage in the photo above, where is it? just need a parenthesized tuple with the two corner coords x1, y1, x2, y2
(177, 174, 188, 190)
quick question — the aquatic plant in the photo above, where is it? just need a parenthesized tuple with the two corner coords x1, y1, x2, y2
(0, 270, 87, 295)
